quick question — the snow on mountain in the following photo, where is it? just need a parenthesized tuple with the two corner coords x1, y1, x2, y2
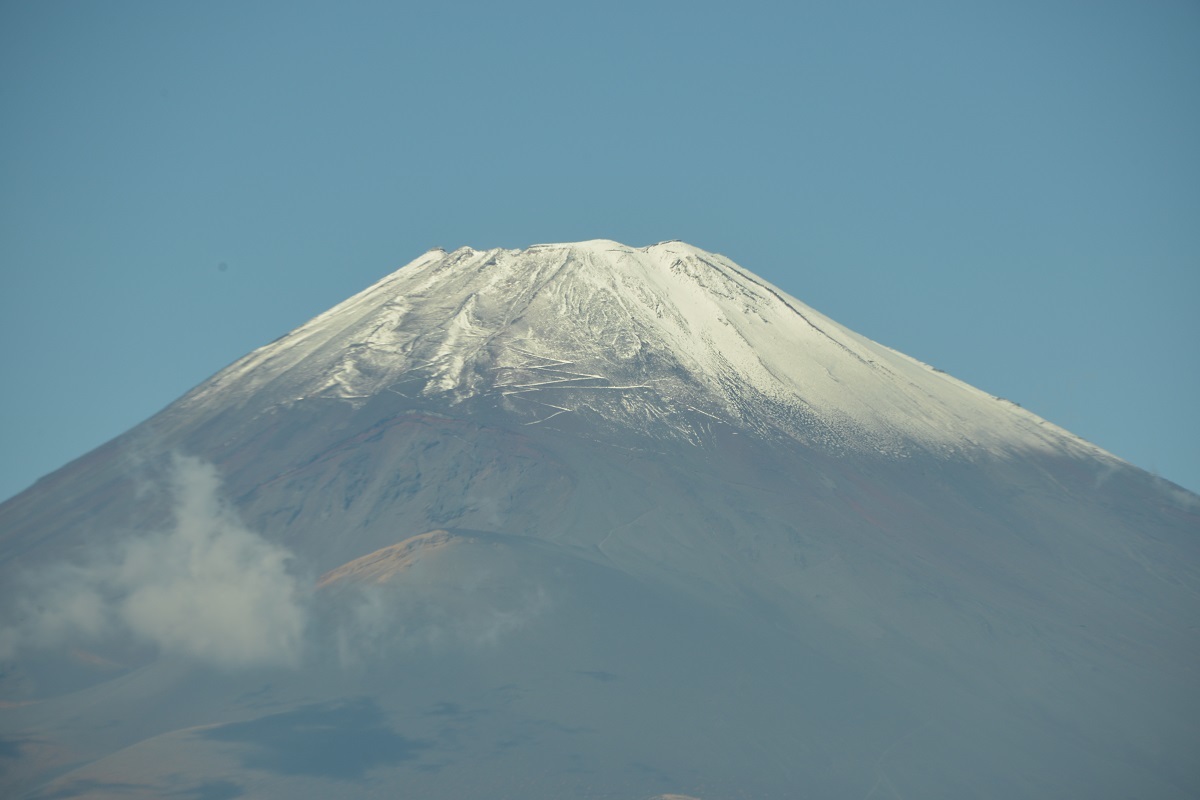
(0, 240, 1196, 800)
(176, 240, 1103, 460)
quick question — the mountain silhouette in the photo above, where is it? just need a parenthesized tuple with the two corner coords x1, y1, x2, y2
(2, 241, 1197, 799)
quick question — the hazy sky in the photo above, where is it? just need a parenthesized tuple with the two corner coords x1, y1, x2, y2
(1, 0, 1197, 500)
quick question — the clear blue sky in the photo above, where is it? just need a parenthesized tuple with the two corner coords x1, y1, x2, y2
(2, 0, 1197, 501)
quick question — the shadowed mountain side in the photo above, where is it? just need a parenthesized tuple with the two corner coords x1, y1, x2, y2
(2, 413, 1198, 798)
(13, 529, 1190, 799)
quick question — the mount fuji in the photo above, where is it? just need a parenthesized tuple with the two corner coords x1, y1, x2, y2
(1, 240, 1197, 799)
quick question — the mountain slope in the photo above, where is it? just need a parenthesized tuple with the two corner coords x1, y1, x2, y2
(158, 240, 1103, 456)
(1, 241, 1197, 799)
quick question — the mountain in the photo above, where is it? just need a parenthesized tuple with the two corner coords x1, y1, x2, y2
(1, 240, 1197, 799)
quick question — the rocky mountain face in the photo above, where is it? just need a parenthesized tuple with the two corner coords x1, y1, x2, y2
(1, 241, 1197, 799)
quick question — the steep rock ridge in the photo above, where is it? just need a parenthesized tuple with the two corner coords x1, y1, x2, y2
(316, 530, 461, 589)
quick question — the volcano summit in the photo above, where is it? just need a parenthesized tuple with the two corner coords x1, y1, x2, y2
(173, 239, 1106, 456)
(1, 241, 1197, 799)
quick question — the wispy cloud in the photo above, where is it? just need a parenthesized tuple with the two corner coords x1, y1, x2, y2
(330, 560, 550, 667)
(0, 455, 307, 669)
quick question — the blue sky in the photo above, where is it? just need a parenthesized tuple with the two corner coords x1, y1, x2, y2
(1, 0, 1197, 500)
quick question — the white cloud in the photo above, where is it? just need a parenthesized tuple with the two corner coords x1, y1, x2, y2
(0, 455, 307, 669)
(330, 561, 550, 667)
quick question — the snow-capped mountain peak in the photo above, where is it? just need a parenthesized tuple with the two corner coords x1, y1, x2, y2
(178, 240, 1104, 462)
